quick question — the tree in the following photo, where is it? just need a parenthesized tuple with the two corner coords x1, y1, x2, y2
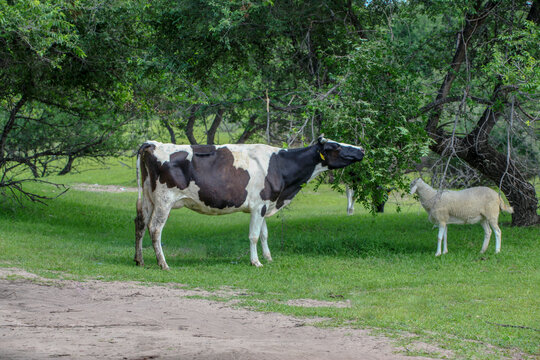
(317, 34, 430, 212)
(147, 0, 377, 146)
(419, 1, 540, 225)
(0, 0, 148, 202)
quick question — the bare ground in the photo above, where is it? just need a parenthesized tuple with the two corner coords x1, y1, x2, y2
(0, 268, 450, 360)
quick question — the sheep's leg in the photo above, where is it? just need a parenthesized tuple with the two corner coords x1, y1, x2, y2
(346, 186, 354, 215)
(436, 225, 445, 256)
(480, 220, 492, 254)
(490, 221, 502, 254)
(442, 226, 448, 254)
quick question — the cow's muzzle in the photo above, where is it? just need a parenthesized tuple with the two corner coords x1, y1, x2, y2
(342, 146, 365, 161)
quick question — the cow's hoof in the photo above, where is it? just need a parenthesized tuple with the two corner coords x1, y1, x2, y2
(160, 264, 170, 271)
(251, 260, 263, 267)
(263, 254, 273, 262)
(435, 252, 441, 257)
(443, 250, 448, 255)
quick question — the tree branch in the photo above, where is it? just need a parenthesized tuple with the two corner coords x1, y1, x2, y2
(185, 105, 200, 145)
(0, 94, 27, 164)
(426, 1, 497, 136)
(207, 107, 225, 145)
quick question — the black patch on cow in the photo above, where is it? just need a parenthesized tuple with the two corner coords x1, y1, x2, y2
(138, 143, 158, 191)
(159, 151, 191, 189)
(191, 144, 216, 156)
(190, 146, 250, 209)
(260, 147, 320, 209)
(139, 145, 191, 191)
(140, 144, 250, 209)
(261, 205, 267, 217)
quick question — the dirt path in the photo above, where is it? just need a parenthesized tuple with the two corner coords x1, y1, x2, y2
(0, 268, 445, 360)
(70, 183, 137, 193)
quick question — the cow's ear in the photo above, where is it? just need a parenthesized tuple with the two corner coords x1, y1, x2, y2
(410, 178, 419, 194)
(317, 134, 328, 145)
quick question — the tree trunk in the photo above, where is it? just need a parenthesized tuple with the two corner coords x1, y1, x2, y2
(236, 114, 261, 143)
(161, 119, 176, 144)
(207, 107, 224, 145)
(459, 140, 539, 226)
(527, 0, 540, 23)
(58, 155, 75, 176)
(185, 105, 199, 145)
(28, 159, 39, 178)
(1, 95, 27, 166)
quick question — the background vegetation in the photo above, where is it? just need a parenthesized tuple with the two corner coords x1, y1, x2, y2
(1, 0, 538, 223)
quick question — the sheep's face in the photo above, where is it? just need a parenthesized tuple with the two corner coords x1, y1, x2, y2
(410, 178, 422, 194)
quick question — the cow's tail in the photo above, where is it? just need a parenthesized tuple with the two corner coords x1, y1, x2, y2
(135, 143, 148, 213)
(134, 143, 147, 266)
(136, 148, 142, 203)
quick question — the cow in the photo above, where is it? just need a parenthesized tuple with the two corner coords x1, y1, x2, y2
(134, 135, 365, 270)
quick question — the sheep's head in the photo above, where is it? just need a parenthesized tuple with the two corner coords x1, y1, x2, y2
(410, 178, 423, 194)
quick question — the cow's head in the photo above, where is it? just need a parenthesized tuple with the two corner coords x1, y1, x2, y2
(316, 135, 365, 169)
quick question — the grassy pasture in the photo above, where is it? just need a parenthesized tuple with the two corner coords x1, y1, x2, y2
(1, 158, 539, 359)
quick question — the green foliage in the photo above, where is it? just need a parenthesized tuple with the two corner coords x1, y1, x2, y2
(318, 36, 430, 210)
(483, 21, 540, 94)
(0, 0, 150, 200)
(0, 0, 83, 69)
(1, 0, 538, 217)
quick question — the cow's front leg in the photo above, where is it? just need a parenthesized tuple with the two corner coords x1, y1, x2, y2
(148, 205, 171, 270)
(249, 211, 265, 267)
(260, 219, 272, 262)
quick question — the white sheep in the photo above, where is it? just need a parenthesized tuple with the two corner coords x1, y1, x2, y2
(410, 178, 514, 256)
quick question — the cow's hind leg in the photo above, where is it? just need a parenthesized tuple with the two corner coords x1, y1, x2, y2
(260, 219, 272, 262)
(249, 212, 265, 267)
(134, 198, 153, 266)
(148, 205, 172, 270)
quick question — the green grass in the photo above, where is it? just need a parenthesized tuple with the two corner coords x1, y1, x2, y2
(1, 161, 539, 359)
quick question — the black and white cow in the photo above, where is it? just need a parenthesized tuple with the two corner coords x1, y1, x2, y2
(134, 135, 364, 270)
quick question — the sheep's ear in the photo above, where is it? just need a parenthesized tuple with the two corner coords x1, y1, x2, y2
(410, 181, 418, 195)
